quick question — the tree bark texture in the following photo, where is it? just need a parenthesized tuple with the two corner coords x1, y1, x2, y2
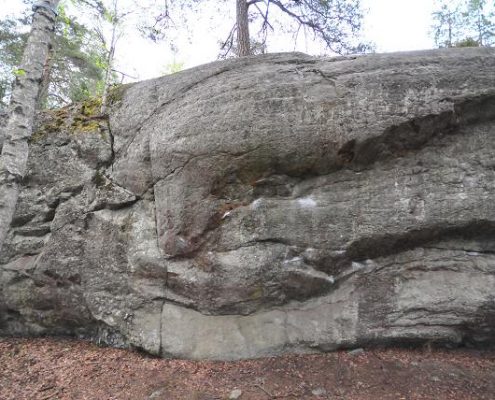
(236, 0, 251, 57)
(37, 44, 55, 108)
(0, 0, 60, 253)
(100, 0, 118, 115)
(100, 25, 117, 115)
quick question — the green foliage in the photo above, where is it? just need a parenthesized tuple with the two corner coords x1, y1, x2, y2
(45, 2, 108, 107)
(13, 68, 26, 77)
(0, 1, 106, 109)
(455, 37, 480, 47)
(464, 0, 495, 46)
(0, 18, 28, 108)
(272, 0, 371, 54)
(432, 0, 495, 48)
(432, 2, 462, 48)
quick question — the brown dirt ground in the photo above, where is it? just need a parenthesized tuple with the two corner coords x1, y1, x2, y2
(0, 338, 494, 400)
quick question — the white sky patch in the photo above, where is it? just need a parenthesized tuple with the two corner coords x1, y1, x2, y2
(1, 0, 438, 80)
(362, 0, 436, 53)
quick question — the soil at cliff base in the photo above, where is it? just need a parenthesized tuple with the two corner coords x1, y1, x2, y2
(0, 338, 494, 400)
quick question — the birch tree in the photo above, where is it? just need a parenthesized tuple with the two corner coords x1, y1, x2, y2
(85, 0, 175, 113)
(99, 0, 121, 115)
(0, 2, 106, 108)
(0, 0, 60, 253)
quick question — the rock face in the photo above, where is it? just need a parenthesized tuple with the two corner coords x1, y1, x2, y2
(1, 48, 495, 360)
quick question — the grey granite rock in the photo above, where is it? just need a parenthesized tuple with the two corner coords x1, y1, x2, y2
(1, 48, 495, 359)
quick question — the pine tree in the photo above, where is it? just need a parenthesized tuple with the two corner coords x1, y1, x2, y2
(229, 0, 369, 57)
(432, 2, 463, 48)
(464, 0, 495, 46)
(432, 0, 495, 48)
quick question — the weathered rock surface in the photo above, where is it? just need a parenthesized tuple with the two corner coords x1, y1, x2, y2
(1, 48, 495, 360)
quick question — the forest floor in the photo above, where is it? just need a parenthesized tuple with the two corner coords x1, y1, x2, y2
(0, 338, 494, 400)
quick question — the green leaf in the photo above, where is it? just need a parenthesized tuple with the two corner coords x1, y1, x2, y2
(13, 68, 26, 77)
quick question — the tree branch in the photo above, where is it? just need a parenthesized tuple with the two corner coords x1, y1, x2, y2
(254, 1, 274, 32)
(219, 23, 237, 58)
(269, 0, 344, 53)
(247, 0, 265, 6)
(47, 91, 70, 106)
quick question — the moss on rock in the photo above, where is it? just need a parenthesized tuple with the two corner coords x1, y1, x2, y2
(31, 97, 111, 142)
(81, 97, 102, 117)
(107, 84, 131, 106)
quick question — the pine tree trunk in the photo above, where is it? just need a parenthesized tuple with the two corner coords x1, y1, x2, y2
(236, 0, 251, 57)
(0, 0, 60, 253)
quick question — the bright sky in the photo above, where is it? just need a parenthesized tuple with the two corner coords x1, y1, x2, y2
(1, 0, 437, 81)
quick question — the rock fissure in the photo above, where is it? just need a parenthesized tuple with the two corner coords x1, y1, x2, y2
(158, 299, 165, 357)
(346, 220, 495, 262)
(103, 118, 116, 170)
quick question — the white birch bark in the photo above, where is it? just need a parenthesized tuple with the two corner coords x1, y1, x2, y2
(100, 0, 119, 115)
(0, 0, 60, 253)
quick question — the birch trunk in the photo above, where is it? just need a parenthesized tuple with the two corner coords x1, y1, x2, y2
(236, 0, 251, 57)
(0, 0, 60, 253)
(100, 0, 118, 115)
(100, 28, 116, 115)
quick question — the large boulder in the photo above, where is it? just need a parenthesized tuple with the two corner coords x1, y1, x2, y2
(1, 48, 494, 360)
